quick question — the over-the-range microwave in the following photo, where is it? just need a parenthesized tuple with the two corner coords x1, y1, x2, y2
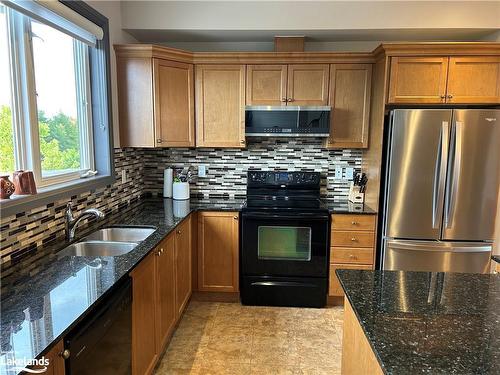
(245, 106, 331, 137)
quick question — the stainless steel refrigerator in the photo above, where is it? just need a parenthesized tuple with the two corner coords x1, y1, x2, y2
(381, 109, 500, 273)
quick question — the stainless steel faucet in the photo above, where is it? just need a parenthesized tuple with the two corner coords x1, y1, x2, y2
(65, 203, 105, 241)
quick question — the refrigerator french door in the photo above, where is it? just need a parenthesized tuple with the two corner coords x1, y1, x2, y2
(382, 109, 500, 273)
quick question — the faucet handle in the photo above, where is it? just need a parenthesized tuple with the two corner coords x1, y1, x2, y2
(66, 202, 74, 221)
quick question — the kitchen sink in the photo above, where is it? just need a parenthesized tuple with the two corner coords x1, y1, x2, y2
(82, 227, 156, 243)
(59, 241, 137, 257)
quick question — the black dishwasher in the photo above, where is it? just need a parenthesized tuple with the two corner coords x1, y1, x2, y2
(65, 277, 132, 374)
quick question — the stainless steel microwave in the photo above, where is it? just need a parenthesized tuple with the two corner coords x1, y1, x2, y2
(245, 106, 331, 137)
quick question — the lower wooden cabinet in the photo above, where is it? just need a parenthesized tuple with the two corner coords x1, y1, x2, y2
(31, 340, 65, 375)
(130, 215, 192, 375)
(131, 252, 158, 375)
(155, 234, 176, 353)
(175, 215, 192, 317)
(197, 211, 239, 292)
(329, 263, 372, 297)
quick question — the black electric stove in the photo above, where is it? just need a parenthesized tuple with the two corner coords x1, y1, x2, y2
(240, 171, 330, 308)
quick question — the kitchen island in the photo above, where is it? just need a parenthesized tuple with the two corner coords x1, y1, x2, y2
(337, 269, 500, 374)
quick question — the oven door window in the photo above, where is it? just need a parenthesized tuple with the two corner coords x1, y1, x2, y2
(258, 226, 311, 261)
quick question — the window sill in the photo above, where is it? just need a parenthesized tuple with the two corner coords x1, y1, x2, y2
(0, 174, 114, 218)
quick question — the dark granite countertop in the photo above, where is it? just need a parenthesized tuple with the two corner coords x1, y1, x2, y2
(321, 200, 377, 214)
(0, 197, 244, 374)
(492, 255, 500, 264)
(336, 269, 500, 375)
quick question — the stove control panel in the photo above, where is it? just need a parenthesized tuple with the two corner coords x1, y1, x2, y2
(247, 171, 321, 186)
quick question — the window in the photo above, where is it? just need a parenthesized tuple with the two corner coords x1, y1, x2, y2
(0, 3, 95, 186)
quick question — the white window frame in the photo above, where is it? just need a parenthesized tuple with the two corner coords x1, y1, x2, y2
(4, 6, 95, 188)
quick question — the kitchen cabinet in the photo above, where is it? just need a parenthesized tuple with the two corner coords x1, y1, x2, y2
(116, 56, 194, 147)
(174, 215, 192, 317)
(326, 64, 372, 148)
(246, 64, 287, 105)
(195, 65, 246, 148)
(329, 214, 376, 297)
(388, 57, 449, 104)
(130, 251, 157, 375)
(198, 212, 239, 292)
(286, 64, 330, 105)
(389, 56, 500, 104)
(446, 56, 500, 103)
(155, 234, 176, 353)
(130, 216, 192, 374)
(30, 340, 65, 375)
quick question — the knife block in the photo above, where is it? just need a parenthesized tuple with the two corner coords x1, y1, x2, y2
(348, 183, 365, 203)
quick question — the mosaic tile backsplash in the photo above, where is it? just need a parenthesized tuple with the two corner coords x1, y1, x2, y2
(143, 138, 362, 200)
(1, 139, 362, 264)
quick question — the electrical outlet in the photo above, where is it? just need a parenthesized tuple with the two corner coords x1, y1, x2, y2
(345, 167, 354, 180)
(335, 167, 343, 179)
(121, 169, 127, 183)
(198, 165, 207, 177)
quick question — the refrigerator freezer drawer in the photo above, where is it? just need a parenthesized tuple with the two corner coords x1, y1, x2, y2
(383, 239, 491, 273)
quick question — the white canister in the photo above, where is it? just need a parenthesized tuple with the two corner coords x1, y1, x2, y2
(172, 182, 190, 200)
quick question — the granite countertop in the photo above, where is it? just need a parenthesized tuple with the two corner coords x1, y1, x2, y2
(492, 255, 500, 264)
(321, 200, 376, 214)
(336, 269, 500, 374)
(0, 197, 244, 374)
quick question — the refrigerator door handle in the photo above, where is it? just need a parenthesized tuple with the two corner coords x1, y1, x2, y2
(445, 121, 462, 228)
(432, 121, 448, 228)
(385, 239, 491, 253)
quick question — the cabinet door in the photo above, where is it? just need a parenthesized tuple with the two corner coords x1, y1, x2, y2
(329, 264, 372, 297)
(287, 64, 329, 105)
(326, 64, 372, 148)
(388, 57, 449, 104)
(246, 65, 287, 106)
(446, 56, 500, 104)
(195, 65, 246, 147)
(198, 212, 239, 292)
(175, 216, 192, 318)
(153, 59, 195, 147)
(130, 253, 157, 375)
(156, 234, 176, 352)
(30, 340, 65, 375)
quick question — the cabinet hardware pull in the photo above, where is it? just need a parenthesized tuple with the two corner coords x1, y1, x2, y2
(351, 237, 357, 241)
(351, 221, 358, 225)
(440, 95, 446, 99)
(287, 98, 293, 102)
(177, 230, 181, 234)
(156, 138, 162, 144)
(161, 248, 164, 253)
(349, 254, 357, 259)
(240, 140, 245, 144)
(447, 94, 453, 99)
(233, 216, 238, 220)
(281, 97, 287, 102)
(59, 349, 70, 359)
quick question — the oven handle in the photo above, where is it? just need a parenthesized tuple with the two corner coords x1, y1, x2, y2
(242, 212, 329, 220)
(251, 281, 319, 288)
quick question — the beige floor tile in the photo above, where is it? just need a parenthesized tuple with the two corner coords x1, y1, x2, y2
(203, 335, 253, 364)
(251, 336, 299, 367)
(250, 364, 298, 375)
(197, 361, 252, 375)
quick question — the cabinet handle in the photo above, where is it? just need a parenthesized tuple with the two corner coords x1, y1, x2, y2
(161, 248, 164, 253)
(59, 349, 70, 359)
(351, 237, 357, 242)
(281, 97, 287, 102)
(240, 140, 245, 144)
(177, 230, 181, 234)
(447, 94, 453, 99)
(156, 250, 161, 256)
(351, 221, 358, 225)
(440, 95, 446, 99)
(287, 98, 293, 102)
(233, 216, 238, 220)
(349, 254, 357, 259)
(156, 138, 162, 144)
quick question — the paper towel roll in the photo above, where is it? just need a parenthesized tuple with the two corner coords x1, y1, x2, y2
(163, 168, 173, 198)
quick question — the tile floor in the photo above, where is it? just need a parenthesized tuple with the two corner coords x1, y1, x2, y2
(155, 301, 344, 375)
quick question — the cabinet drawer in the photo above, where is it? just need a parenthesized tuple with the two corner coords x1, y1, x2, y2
(332, 214, 376, 231)
(329, 263, 373, 296)
(331, 231, 374, 248)
(330, 247, 373, 265)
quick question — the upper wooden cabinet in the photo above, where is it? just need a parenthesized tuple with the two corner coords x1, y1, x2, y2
(388, 56, 500, 104)
(446, 56, 500, 103)
(326, 64, 372, 149)
(198, 211, 239, 292)
(246, 64, 329, 106)
(116, 56, 195, 147)
(154, 60, 195, 147)
(246, 65, 287, 105)
(287, 64, 330, 105)
(195, 65, 246, 148)
(388, 57, 449, 104)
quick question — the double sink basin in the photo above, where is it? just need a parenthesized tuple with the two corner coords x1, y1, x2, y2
(59, 227, 156, 258)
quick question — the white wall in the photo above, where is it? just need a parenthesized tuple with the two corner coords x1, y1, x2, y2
(87, 0, 137, 148)
(122, 1, 500, 32)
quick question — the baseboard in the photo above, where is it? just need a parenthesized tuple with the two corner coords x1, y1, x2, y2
(191, 291, 240, 303)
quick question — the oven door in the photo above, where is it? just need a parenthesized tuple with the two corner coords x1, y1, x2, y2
(241, 211, 329, 278)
